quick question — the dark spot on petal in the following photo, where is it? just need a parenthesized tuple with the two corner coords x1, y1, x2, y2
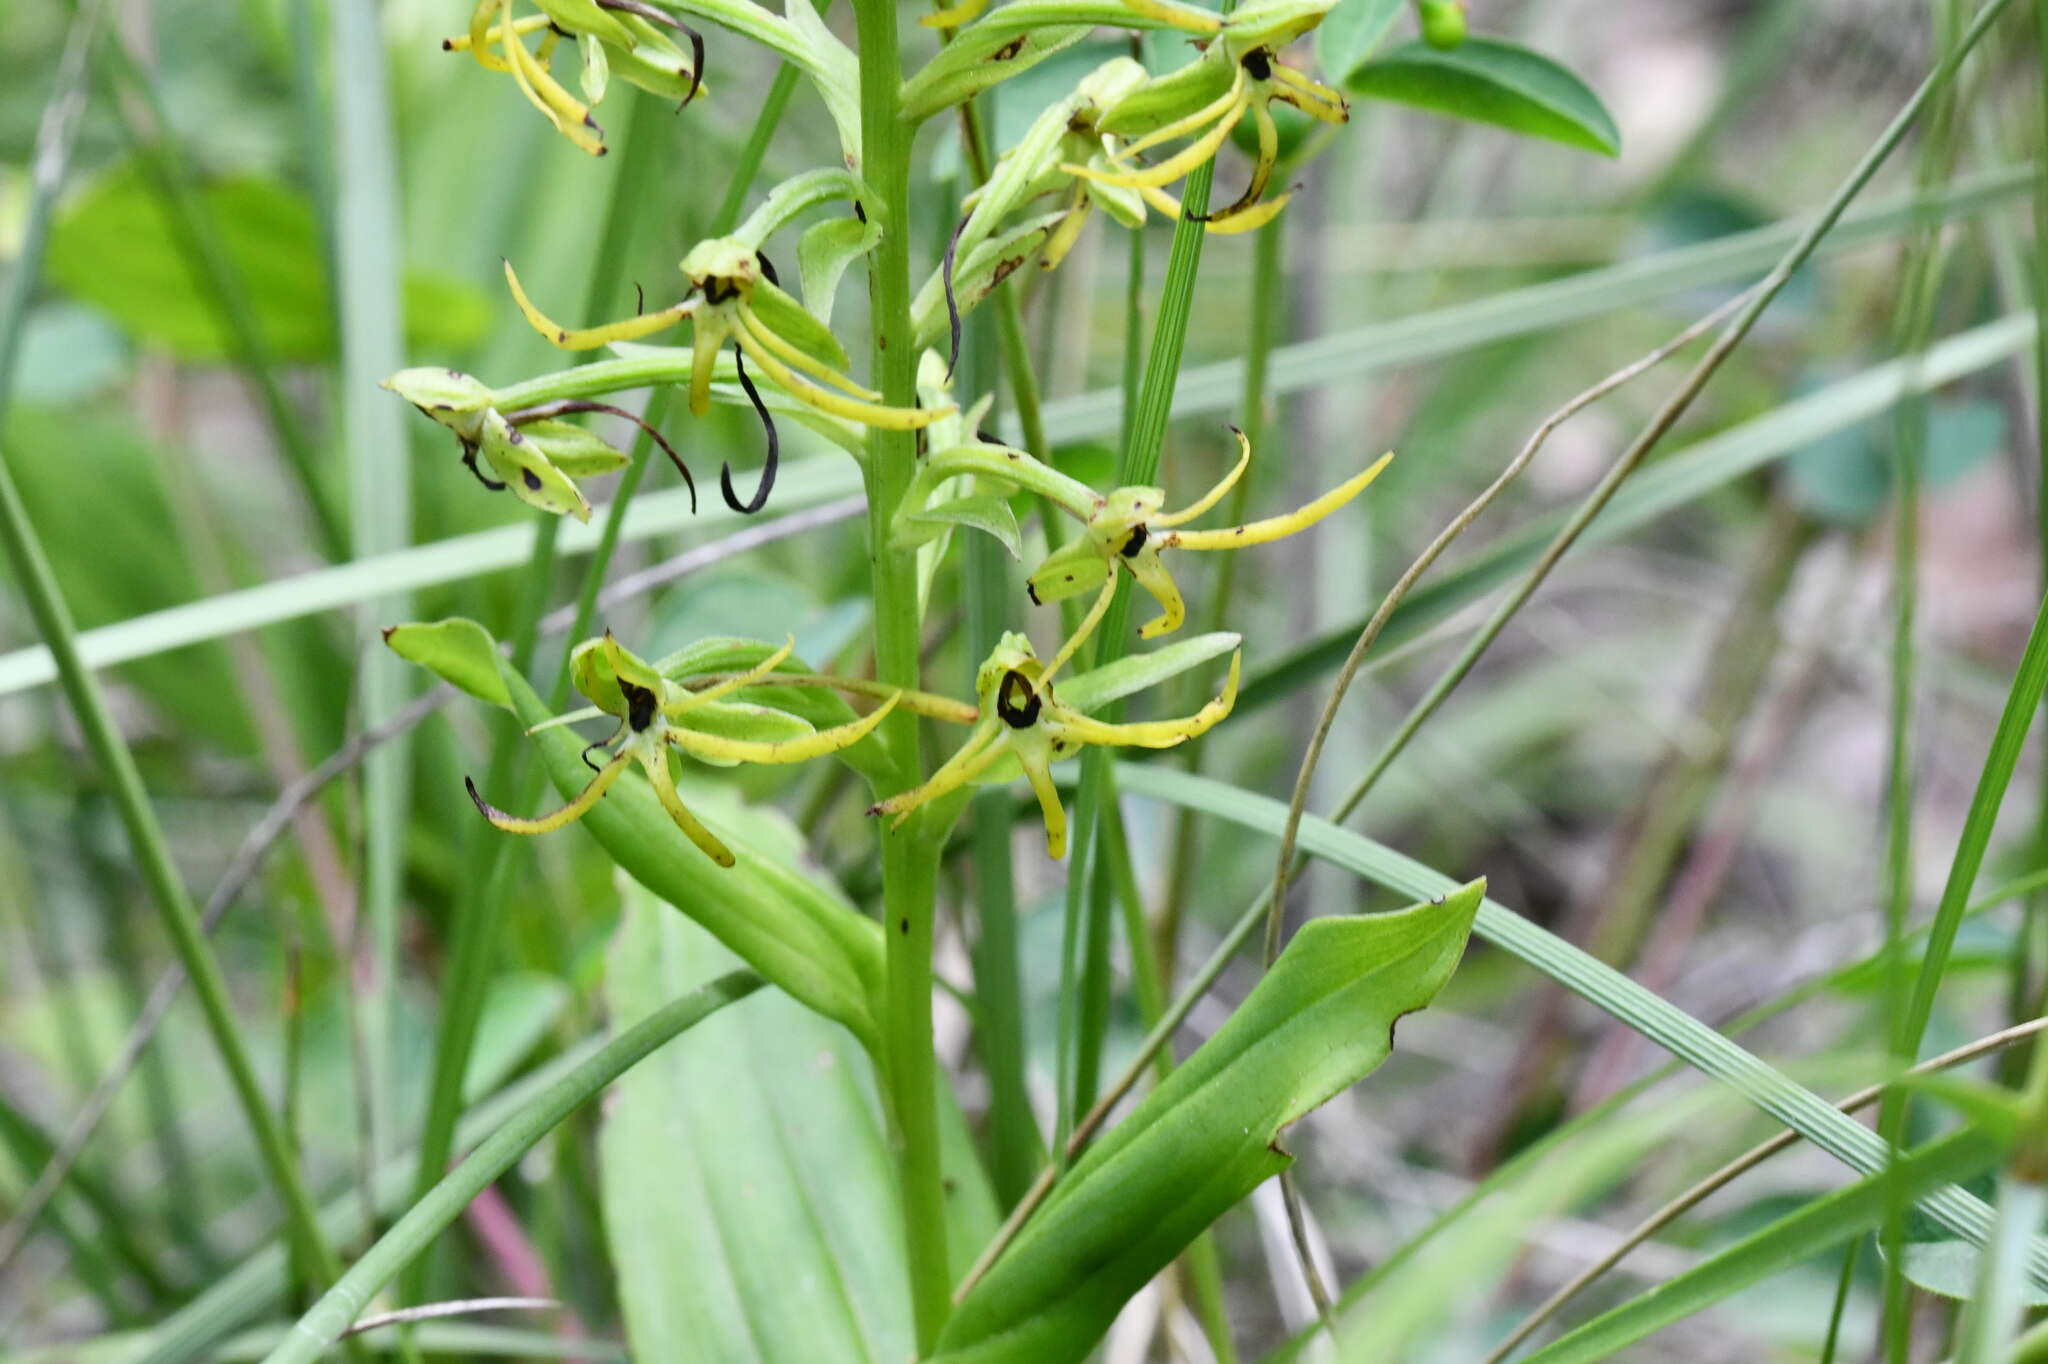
(1120, 524, 1149, 558)
(990, 34, 1026, 60)
(522, 469, 543, 491)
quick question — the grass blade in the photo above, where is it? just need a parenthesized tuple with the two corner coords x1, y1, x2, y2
(255, 971, 764, 1364)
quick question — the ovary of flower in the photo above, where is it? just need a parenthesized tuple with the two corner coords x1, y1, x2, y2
(1067, 45, 1347, 228)
(468, 633, 899, 867)
(502, 245, 949, 432)
(1027, 431, 1394, 639)
(868, 632, 1240, 859)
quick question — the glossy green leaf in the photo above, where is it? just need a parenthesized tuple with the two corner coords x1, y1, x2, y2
(602, 884, 998, 1362)
(905, 494, 1023, 561)
(935, 882, 1482, 1363)
(46, 162, 488, 361)
(1058, 631, 1241, 713)
(382, 617, 509, 709)
(501, 661, 887, 1052)
(1313, 0, 1403, 87)
(1343, 37, 1619, 156)
(1516, 1132, 1999, 1364)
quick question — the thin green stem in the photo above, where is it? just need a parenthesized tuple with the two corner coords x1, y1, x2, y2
(854, 0, 950, 1347)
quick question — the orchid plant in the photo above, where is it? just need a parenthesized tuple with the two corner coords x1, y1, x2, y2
(372, 0, 1613, 1358)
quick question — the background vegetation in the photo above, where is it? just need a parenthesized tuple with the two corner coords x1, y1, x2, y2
(4, 0, 2048, 1359)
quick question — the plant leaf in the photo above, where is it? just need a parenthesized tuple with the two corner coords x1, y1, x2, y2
(1114, 764, 2047, 1280)
(1901, 1239, 2048, 1307)
(602, 882, 998, 1363)
(798, 215, 881, 326)
(46, 161, 487, 360)
(383, 617, 509, 709)
(1314, 0, 1403, 86)
(1342, 37, 1619, 156)
(1059, 631, 1241, 714)
(935, 883, 1481, 1363)
(905, 495, 1023, 561)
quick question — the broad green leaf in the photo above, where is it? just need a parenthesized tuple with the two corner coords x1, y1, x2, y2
(1313, 0, 1403, 87)
(1059, 631, 1241, 713)
(1903, 1239, 2048, 1307)
(905, 494, 1023, 561)
(935, 883, 1481, 1363)
(46, 162, 488, 361)
(1516, 1133, 1999, 1364)
(1342, 38, 1619, 156)
(602, 884, 998, 1363)
(502, 661, 887, 1052)
(382, 617, 509, 709)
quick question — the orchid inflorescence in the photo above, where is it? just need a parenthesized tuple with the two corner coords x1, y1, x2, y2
(390, 0, 1384, 868)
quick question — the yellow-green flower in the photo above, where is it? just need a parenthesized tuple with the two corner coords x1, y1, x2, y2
(505, 237, 949, 434)
(383, 366, 694, 521)
(894, 426, 1392, 641)
(446, 0, 706, 156)
(869, 631, 1239, 859)
(1068, 0, 1349, 229)
(469, 633, 897, 866)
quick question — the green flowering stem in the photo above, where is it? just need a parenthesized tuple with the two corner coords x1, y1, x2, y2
(855, 0, 953, 1349)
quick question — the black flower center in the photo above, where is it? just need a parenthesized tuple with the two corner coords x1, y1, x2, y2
(1241, 48, 1272, 81)
(1119, 523, 1150, 559)
(621, 680, 659, 733)
(996, 670, 1043, 729)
